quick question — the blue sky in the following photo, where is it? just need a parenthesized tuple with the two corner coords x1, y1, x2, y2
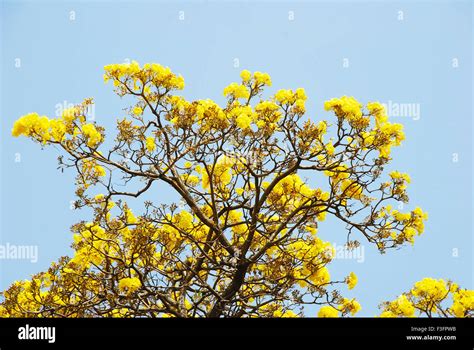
(0, 0, 472, 316)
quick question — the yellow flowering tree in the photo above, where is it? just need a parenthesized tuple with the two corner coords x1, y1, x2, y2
(380, 278, 474, 318)
(0, 61, 452, 318)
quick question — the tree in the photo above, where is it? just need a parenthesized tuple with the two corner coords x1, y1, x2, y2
(379, 278, 473, 318)
(0, 61, 464, 318)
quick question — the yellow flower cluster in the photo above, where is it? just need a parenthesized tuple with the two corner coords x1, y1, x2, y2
(253, 71, 272, 87)
(200, 155, 234, 191)
(275, 88, 306, 104)
(323, 164, 363, 202)
(339, 298, 362, 316)
(79, 159, 106, 188)
(12, 113, 55, 140)
(180, 173, 200, 187)
(380, 294, 415, 317)
(254, 100, 282, 133)
(376, 205, 427, 245)
(374, 122, 405, 158)
(104, 61, 185, 93)
(380, 278, 473, 317)
(166, 211, 209, 247)
(118, 277, 142, 295)
(274, 88, 307, 114)
(145, 136, 156, 152)
(216, 70, 284, 132)
(68, 222, 110, 269)
(389, 170, 411, 196)
(324, 96, 369, 129)
(360, 101, 405, 158)
(12, 100, 102, 149)
(255, 303, 297, 318)
(296, 119, 327, 155)
(324, 98, 405, 158)
(226, 210, 248, 236)
(451, 288, 474, 317)
(390, 171, 411, 183)
(339, 178, 363, 200)
(317, 298, 361, 317)
(250, 232, 334, 293)
(132, 106, 143, 116)
(318, 305, 339, 318)
(287, 239, 333, 287)
(266, 173, 329, 219)
(412, 278, 448, 301)
(223, 82, 250, 99)
(346, 272, 358, 290)
(273, 309, 298, 318)
(195, 99, 228, 131)
(236, 113, 252, 130)
(367, 101, 388, 127)
(81, 123, 102, 148)
(162, 68, 300, 139)
(240, 69, 252, 83)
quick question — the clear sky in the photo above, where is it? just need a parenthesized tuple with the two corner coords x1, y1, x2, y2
(0, 0, 472, 316)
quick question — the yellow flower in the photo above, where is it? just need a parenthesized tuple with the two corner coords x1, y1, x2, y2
(379, 310, 396, 318)
(11, 113, 54, 143)
(393, 294, 415, 317)
(81, 123, 102, 148)
(11, 116, 31, 137)
(339, 298, 361, 315)
(367, 101, 388, 126)
(308, 266, 330, 285)
(273, 309, 298, 318)
(118, 277, 141, 295)
(124, 207, 138, 224)
(94, 165, 106, 177)
(390, 171, 411, 183)
(318, 306, 338, 318)
(201, 156, 233, 190)
(412, 278, 448, 301)
(183, 174, 199, 186)
(325, 142, 335, 155)
(132, 106, 143, 116)
(49, 119, 66, 142)
(451, 289, 474, 317)
(253, 71, 272, 86)
(295, 88, 307, 101)
(240, 69, 252, 83)
(347, 272, 358, 290)
(223, 82, 250, 99)
(294, 99, 306, 114)
(274, 89, 294, 104)
(236, 114, 252, 130)
(145, 136, 156, 152)
(104, 61, 184, 91)
(324, 96, 362, 119)
(320, 191, 330, 201)
(175, 210, 194, 230)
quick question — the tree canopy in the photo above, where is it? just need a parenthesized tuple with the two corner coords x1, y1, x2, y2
(1, 61, 471, 318)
